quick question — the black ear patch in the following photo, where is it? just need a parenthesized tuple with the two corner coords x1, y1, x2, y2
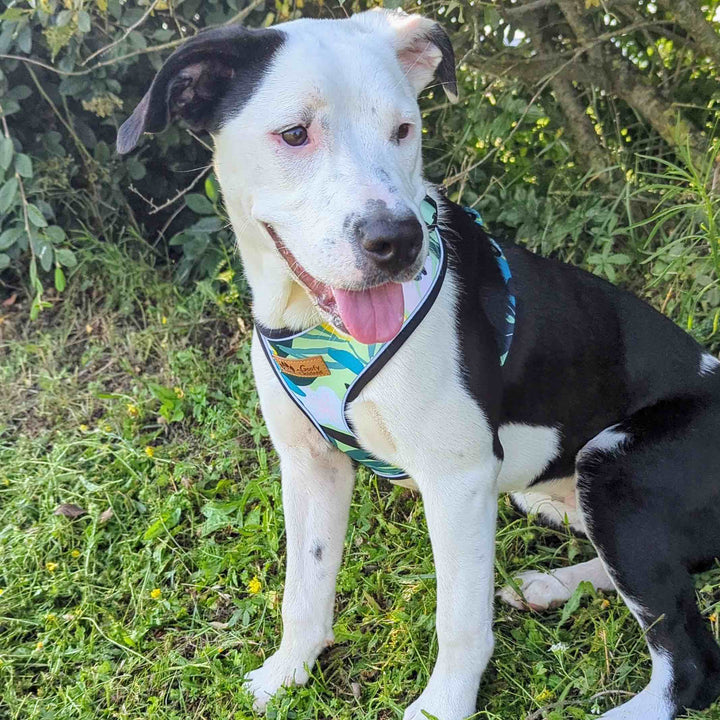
(117, 25, 285, 154)
(425, 23, 457, 101)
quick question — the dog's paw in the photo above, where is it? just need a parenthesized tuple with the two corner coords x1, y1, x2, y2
(597, 690, 674, 720)
(243, 652, 311, 712)
(403, 676, 477, 720)
(497, 570, 572, 611)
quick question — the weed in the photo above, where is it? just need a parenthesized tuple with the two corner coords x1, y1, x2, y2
(1, 240, 718, 720)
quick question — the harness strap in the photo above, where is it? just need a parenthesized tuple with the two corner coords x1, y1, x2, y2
(256, 198, 515, 479)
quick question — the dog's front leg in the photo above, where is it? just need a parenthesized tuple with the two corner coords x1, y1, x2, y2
(244, 443, 354, 710)
(245, 335, 355, 711)
(404, 463, 499, 720)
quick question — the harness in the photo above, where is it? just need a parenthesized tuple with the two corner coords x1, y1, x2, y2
(257, 197, 516, 479)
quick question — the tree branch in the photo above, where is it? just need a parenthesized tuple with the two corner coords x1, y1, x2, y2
(529, 2, 611, 176)
(505, 0, 558, 17)
(654, 0, 720, 66)
(469, 6, 708, 167)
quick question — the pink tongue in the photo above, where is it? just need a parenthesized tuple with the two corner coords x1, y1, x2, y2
(332, 283, 405, 344)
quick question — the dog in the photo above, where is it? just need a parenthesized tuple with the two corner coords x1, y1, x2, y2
(118, 9, 720, 719)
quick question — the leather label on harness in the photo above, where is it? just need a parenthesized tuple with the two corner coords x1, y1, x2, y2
(274, 354, 330, 378)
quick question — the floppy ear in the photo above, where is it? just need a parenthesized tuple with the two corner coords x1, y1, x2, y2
(117, 25, 285, 154)
(360, 9, 458, 103)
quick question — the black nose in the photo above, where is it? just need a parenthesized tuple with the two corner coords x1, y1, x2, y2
(357, 212, 423, 275)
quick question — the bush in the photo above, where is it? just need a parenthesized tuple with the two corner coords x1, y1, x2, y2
(0, 0, 718, 351)
(0, 0, 320, 316)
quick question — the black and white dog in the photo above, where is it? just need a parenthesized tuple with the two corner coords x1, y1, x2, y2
(118, 9, 720, 719)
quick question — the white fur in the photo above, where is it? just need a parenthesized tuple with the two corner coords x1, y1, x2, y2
(349, 273, 499, 720)
(600, 598, 675, 719)
(245, 333, 356, 711)
(598, 646, 674, 719)
(212, 13, 496, 717)
(247, 269, 499, 718)
(578, 425, 630, 457)
(700, 352, 720, 376)
(510, 475, 586, 532)
(207, 10, 645, 718)
(214, 14, 430, 331)
(496, 423, 561, 493)
(598, 595, 675, 719)
(498, 557, 614, 611)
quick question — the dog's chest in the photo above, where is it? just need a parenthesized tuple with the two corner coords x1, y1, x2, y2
(345, 274, 562, 490)
(344, 275, 498, 481)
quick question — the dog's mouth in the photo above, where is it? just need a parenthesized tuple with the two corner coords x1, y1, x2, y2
(263, 223, 406, 344)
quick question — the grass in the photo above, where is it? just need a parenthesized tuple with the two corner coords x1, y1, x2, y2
(1, 236, 719, 720)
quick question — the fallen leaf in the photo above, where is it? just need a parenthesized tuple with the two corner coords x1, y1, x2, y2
(54, 503, 87, 519)
(99, 507, 114, 524)
(2, 293, 17, 307)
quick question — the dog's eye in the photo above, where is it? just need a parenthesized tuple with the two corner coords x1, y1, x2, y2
(281, 126, 308, 147)
(396, 123, 411, 141)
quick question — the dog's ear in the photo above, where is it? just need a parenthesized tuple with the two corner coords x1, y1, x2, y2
(361, 9, 458, 103)
(117, 25, 284, 154)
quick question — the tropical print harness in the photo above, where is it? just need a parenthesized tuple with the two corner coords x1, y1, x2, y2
(257, 197, 516, 479)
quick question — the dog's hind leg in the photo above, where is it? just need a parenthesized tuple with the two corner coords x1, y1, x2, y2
(576, 402, 720, 719)
(500, 483, 615, 610)
(244, 333, 356, 712)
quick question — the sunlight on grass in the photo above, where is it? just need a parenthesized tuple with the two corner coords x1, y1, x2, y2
(1, 239, 718, 720)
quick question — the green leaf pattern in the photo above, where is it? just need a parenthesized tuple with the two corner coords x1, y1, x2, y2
(258, 199, 517, 479)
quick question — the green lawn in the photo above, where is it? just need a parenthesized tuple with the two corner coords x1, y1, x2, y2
(2, 240, 719, 720)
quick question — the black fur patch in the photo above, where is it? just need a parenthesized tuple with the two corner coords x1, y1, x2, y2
(117, 25, 285, 154)
(425, 23, 457, 99)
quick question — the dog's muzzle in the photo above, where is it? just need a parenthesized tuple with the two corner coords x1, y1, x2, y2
(355, 210, 423, 277)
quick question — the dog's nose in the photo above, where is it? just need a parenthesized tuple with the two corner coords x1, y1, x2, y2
(357, 212, 423, 275)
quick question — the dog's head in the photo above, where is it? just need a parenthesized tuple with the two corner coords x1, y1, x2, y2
(118, 10, 456, 342)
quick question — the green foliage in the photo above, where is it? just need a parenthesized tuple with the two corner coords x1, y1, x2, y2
(1, 3, 719, 717)
(0, 0, 379, 314)
(1, 249, 718, 718)
(0, 0, 718, 351)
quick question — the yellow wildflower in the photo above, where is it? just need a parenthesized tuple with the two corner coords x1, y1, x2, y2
(36, 641, 44, 651)
(79, 424, 89, 432)
(247, 577, 262, 594)
(174, 387, 184, 399)
(145, 446, 155, 458)
(81, 94, 123, 119)
(161, 315, 168, 325)
(0, 588, 4, 596)
(600, 599, 611, 609)
(150, 588, 162, 600)
(70, 549, 80, 558)
(535, 688, 553, 703)
(45, 562, 58, 573)
(127, 404, 139, 418)
(46, 613, 57, 622)
(711, 613, 718, 623)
